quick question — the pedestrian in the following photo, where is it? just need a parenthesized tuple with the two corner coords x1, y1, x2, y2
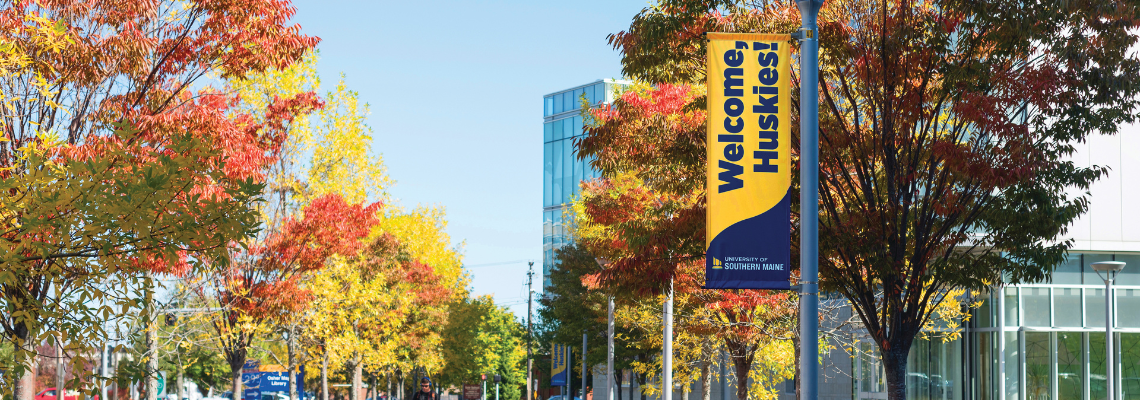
(409, 379, 433, 400)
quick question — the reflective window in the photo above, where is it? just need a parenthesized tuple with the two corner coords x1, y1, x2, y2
(1021, 287, 1050, 327)
(552, 140, 563, 207)
(573, 89, 584, 110)
(584, 84, 595, 105)
(564, 117, 574, 139)
(1057, 332, 1084, 400)
(1024, 332, 1050, 400)
(1004, 287, 1019, 326)
(596, 83, 608, 103)
(1004, 332, 1019, 400)
(562, 136, 573, 204)
(562, 92, 573, 113)
(553, 119, 564, 141)
(554, 93, 563, 114)
(545, 97, 553, 116)
(1121, 333, 1140, 400)
(544, 122, 553, 143)
(1091, 332, 1108, 400)
(1088, 288, 1107, 328)
(1054, 287, 1082, 327)
(1053, 253, 1083, 284)
(1119, 289, 1140, 328)
(1116, 254, 1140, 285)
(544, 142, 553, 207)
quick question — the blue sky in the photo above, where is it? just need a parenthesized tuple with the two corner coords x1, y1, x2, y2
(288, 0, 648, 318)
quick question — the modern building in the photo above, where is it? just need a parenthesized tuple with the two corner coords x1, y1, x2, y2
(542, 79, 629, 288)
(544, 79, 1140, 400)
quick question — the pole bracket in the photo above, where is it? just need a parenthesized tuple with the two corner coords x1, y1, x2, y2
(790, 28, 814, 41)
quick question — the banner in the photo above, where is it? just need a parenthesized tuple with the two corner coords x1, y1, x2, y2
(550, 343, 568, 386)
(705, 32, 793, 289)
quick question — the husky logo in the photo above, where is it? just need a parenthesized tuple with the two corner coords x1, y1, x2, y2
(712, 258, 723, 269)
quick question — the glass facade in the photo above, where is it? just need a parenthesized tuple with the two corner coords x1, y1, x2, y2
(543, 80, 627, 287)
(849, 252, 1140, 400)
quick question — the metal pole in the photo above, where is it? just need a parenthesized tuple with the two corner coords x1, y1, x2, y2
(794, 0, 823, 399)
(1106, 274, 1114, 400)
(607, 297, 615, 400)
(527, 262, 535, 400)
(568, 346, 574, 400)
(581, 333, 588, 400)
(663, 280, 673, 400)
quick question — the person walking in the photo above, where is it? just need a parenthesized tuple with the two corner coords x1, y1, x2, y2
(410, 378, 434, 400)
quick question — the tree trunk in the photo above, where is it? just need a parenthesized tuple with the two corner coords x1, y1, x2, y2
(882, 346, 908, 400)
(614, 370, 622, 400)
(146, 275, 159, 400)
(628, 368, 634, 400)
(178, 365, 186, 400)
(288, 331, 299, 400)
(321, 348, 330, 400)
(700, 358, 711, 400)
(57, 337, 67, 400)
(232, 366, 244, 400)
(350, 355, 363, 400)
(792, 335, 800, 400)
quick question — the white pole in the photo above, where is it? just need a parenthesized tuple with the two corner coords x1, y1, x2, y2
(607, 298, 615, 400)
(663, 280, 673, 400)
(1106, 274, 1114, 400)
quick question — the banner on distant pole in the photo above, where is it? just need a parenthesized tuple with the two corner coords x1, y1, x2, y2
(705, 32, 792, 290)
(551, 343, 568, 386)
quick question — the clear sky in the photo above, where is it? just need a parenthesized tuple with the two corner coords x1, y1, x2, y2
(287, 0, 648, 319)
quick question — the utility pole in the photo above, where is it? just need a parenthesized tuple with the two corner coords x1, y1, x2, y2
(580, 333, 587, 400)
(526, 261, 535, 400)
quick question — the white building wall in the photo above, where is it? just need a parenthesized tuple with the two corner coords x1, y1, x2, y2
(1064, 123, 1140, 251)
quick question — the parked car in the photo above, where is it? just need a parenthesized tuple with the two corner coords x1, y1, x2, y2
(34, 388, 88, 400)
(546, 395, 581, 400)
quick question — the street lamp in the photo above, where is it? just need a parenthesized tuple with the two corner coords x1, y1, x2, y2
(1091, 260, 1126, 400)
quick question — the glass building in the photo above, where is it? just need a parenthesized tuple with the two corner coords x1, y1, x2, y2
(542, 79, 628, 288)
(843, 132, 1140, 400)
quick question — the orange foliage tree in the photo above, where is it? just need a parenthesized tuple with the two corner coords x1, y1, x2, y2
(0, 1, 320, 399)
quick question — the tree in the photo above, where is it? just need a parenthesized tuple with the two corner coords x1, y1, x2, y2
(0, 2, 319, 399)
(589, 0, 1140, 399)
(206, 194, 380, 400)
(438, 296, 526, 400)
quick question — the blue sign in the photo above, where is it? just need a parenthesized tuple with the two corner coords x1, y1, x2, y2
(242, 371, 261, 400)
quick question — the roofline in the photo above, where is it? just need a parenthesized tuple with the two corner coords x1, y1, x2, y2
(543, 79, 632, 98)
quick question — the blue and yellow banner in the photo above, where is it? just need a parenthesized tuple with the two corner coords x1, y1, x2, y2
(551, 343, 568, 386)
(705, 32, 792, 290)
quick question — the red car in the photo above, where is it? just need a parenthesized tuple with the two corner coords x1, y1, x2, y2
(34, 388, 92, 400)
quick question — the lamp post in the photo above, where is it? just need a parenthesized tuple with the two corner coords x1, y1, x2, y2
(1091, 260, 1126, 400)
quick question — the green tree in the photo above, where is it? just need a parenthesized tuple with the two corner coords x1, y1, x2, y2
(438, 297, 525, 400)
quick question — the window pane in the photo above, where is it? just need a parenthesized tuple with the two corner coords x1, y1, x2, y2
(1088, 288, 1107, 328)
(1025, 332, 1051, 400)
(563, 92, 573, 113)
(1121, 333, 1140, 400)
(553, 119, 564, 141)
(576, 151, 585, 197)
(552, 140, 563, 206)
(563, 117, 574, 139)
(1022, 287, 1050, 327)
(1119, 289, 1140, 328)
(544, 142, 553, 207)
(1053, 253, 1083, 284)
(563, 136, 573, 204)
(1058, 332, 1084, 400)
(1092, 332, 1108, 400)
(554, 93, 564, 114)
(572, 89, 584, 110)
(1005, 332, 1019, 400)
(584, 84, 595, 105)
(1055, 287, 1082, 327)
(544, 122, 553, 143)
(1005, 287, 1019, 326)
(595, 83, 607, 104)
(975, 290, 993, 328)
(1115, 254, 1140, 285)
(1086, 253, 1115, 285)
(976, 332, 997, 400)
(545, 97, 554, 116)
